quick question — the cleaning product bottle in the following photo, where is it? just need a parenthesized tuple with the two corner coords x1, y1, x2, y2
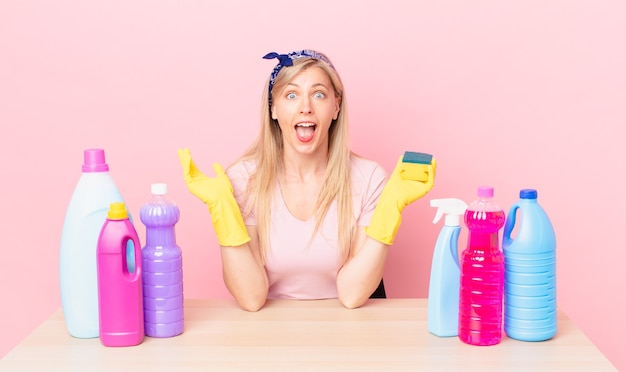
(428, 198, 467, 337)
(503, 189, 557, 341)
(97, 202, 144, 347)
(59, 148, 126, 338)
(141, 183, 184, 338)
(458, 186, 506, 346)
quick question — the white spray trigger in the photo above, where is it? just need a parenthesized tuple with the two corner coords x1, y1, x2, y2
(430, 198, 468, 227)
(433, 208, 445, 224)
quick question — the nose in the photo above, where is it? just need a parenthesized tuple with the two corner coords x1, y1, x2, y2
(299, 96, 312, 114)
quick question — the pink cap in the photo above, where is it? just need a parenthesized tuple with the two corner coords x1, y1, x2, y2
(477, 186, 494, 198)
(82, 149, 109, 172)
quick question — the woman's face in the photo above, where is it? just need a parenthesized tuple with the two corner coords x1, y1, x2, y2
(271, 66, 340, 157)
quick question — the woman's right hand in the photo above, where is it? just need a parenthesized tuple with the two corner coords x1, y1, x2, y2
(178, 148, 251, 247)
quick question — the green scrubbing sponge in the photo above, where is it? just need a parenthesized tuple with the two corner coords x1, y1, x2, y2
(401, 151, 433, 182)
(402, 151, 433, 165)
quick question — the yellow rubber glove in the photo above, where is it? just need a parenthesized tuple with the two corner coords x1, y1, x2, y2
(178, 148, 251, 247)
(365, 155, 437, 245)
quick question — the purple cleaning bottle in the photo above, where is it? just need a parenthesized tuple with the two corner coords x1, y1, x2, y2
(458, 186, 505, 346)
(140, 183, 184, 337)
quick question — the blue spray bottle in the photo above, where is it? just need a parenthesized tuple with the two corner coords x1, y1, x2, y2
(428, 198, 467, 337)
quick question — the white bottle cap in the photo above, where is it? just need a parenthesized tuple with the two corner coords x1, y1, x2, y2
(151, 183, 168, 195)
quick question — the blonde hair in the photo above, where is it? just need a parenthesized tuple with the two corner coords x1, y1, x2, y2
(234, 54, 355, 262)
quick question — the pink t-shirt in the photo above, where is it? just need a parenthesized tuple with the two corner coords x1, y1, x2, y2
(227, 155, 387, 300)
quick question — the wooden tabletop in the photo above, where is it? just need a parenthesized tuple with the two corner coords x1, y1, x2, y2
(0, 299, 616, 371)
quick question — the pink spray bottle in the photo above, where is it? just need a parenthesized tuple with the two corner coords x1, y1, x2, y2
(97, 202, 144, 347)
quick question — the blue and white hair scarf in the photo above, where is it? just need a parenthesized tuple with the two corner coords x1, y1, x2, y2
(263, 50, 335, 106)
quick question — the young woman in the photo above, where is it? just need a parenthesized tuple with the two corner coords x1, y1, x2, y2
(179, 50, 435, 311)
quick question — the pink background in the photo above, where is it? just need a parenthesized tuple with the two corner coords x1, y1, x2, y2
(1, 1, 624, 369)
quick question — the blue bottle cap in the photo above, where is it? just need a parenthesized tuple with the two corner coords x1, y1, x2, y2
(520, 189, 538, 199)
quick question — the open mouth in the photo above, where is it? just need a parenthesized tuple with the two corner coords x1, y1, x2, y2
(295, 122, 317, 142)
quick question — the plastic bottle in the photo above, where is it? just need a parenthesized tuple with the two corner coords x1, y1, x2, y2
(428, 198, 467, 337)
(59, 148, 126, 338)
(97, 202, 144, 347)
(503, 189, 557, 341)
(141, 183, 184, 337)
(458, 186, 506, 346)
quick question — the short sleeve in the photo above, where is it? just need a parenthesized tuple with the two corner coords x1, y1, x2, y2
(350, 156, 388, 227)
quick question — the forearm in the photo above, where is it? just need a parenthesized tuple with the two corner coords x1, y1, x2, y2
(337, 228, 389, 309)
(221, 242, 269, 312)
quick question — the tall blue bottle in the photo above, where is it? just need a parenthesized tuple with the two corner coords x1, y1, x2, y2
(428, 198, 467, 337)
(60, 148, 126, 338)
(141, 183, 184, 337)
(503, 189, 557, 341)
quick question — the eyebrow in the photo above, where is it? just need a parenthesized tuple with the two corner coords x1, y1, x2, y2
(285, 82, 330, 90)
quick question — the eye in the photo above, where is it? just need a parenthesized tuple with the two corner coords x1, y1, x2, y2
(313, 92, 325, 99)
(286, 92, 297, 99)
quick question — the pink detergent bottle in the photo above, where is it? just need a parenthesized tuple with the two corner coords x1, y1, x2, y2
(97, 202, 144, 347)
(458, 186, 505, 346)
